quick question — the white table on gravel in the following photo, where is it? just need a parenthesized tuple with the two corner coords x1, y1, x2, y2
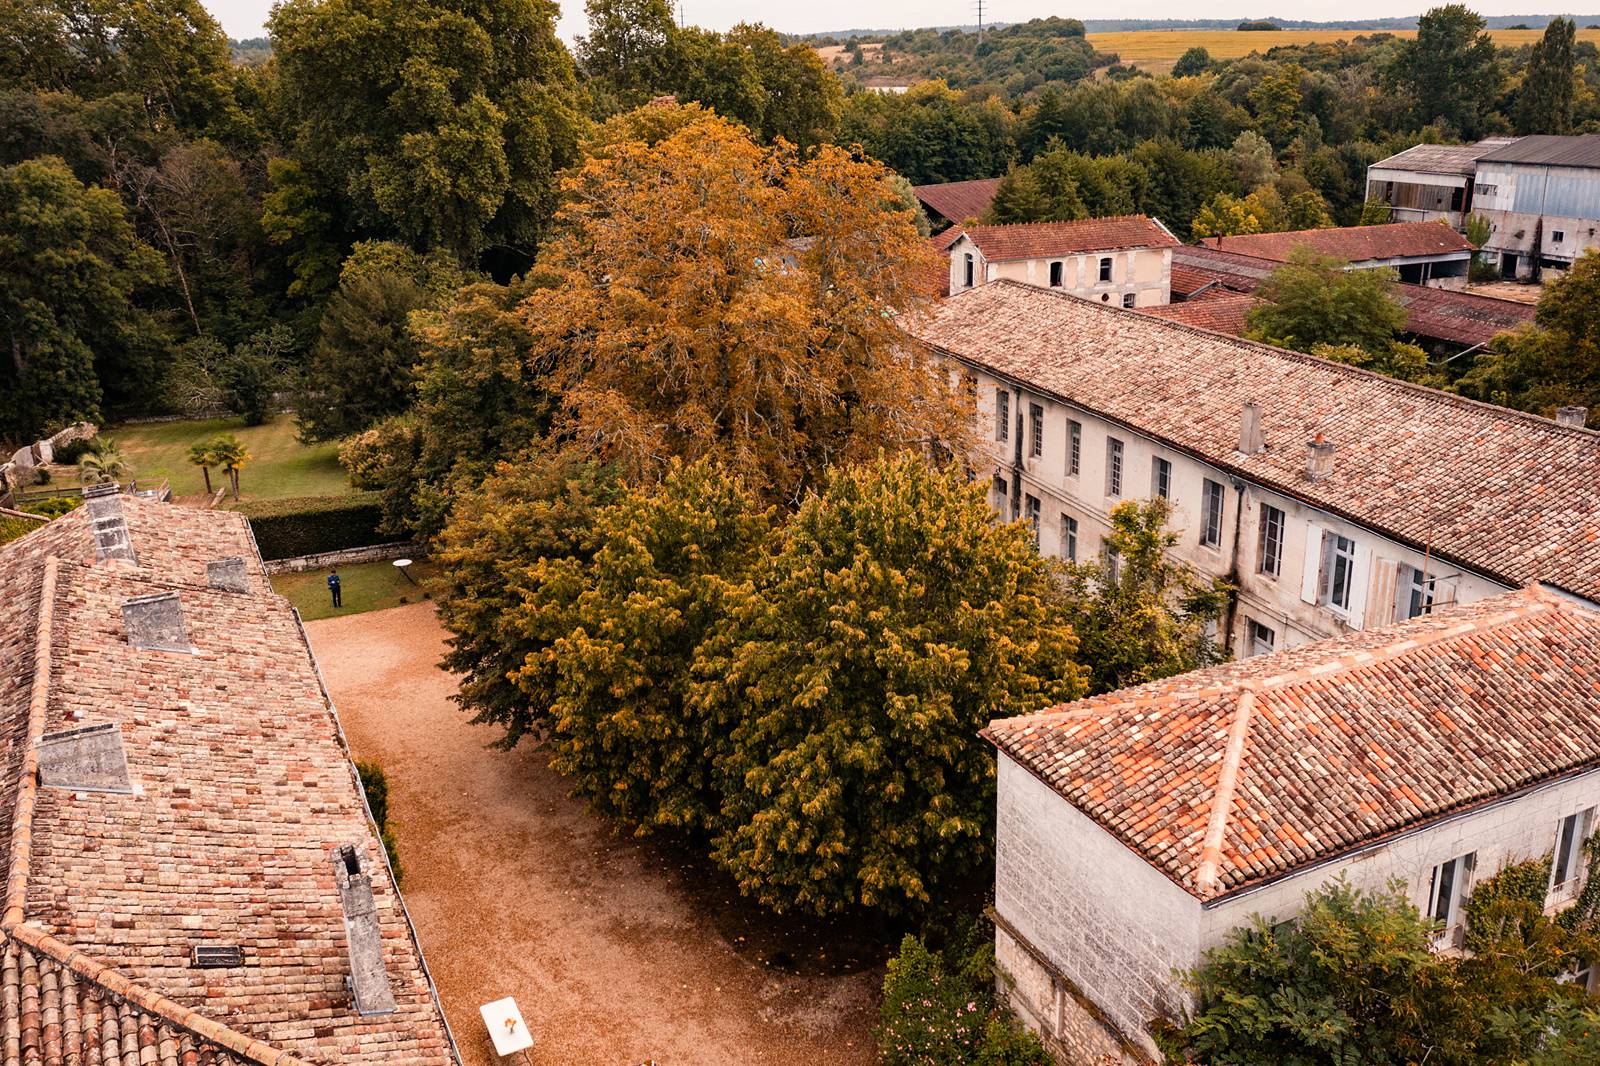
(480, 997, 534, 1060)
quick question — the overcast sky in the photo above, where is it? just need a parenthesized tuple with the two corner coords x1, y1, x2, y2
(205, 1, 1599, 43)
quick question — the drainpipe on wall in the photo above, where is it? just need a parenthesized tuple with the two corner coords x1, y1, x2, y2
(1219, 477, 1248, 655)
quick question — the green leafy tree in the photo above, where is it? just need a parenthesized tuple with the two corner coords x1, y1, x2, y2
(268, 0, 584, 265)
(1162, 880, 1468, 1065)
(1517, 17, 1577, 135)
(0, 156, 165, 440)
(1456, 249, 1600, 423)
(1311, 341, 1446, 388)
(433, 453, 622, 748)
(297, 239, 466, 443)
(168, 324, 292, 425)
(1245, 249, 1408, 354)
(1359, 198, 1395, 225)
(1171, 47, 1212, 78)
(78, 444, 131, 485)
(699, 453, 1086, 916)
(1058, 497, 1230, 695)
(1191, 187, 1287, 239)
(536, 461, 772, 832)
(576, 0, 677, 96)
(204, 433, 248, 498)
(1247, 64, 1304, 149)
(1388, 5, 1502, 138)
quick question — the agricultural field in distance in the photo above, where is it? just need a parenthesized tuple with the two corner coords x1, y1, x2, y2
(1088, 27, 1600, 73)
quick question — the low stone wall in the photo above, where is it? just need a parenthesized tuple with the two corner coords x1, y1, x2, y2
(263, 542, 424, 575)
(1, 422, 97, 497)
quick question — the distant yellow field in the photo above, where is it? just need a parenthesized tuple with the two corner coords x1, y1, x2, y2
(1087, 27, 1600, 73)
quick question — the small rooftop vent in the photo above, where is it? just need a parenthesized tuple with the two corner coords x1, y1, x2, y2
(36, 722, 134, 794)
(191, 944, 245, 969)
(1556, 406, 1589, 428)
(206, 557, 251, 594)
(1305, 433, 1336, 482)
(1238, 402, 1265, 456)
(122, 592, 191, 652)
(85, 487, 137, 565)
(331, 844, 396, 1016)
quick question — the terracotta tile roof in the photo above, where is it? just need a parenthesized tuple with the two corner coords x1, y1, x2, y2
(1169, 263, 1223, 298)
(0, 498, 457, 1065)
(1142, 290, 1262, 336)
(959, 216, 1180, 262)
(1172, 245, 1535, 347)
(901, 280, 1600, 598)
(1200, 221, 1475, 264)
(912, 178, 1003, 224)
(986, 587, 1600, 901)
(931, 225, 966, 253)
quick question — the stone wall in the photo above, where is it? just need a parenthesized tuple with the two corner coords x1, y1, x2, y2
(262, 541, 424, 575)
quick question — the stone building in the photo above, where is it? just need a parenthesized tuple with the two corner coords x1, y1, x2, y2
(982, 586, 1600, 1064)
(0, 493, 458, 1063)
(1199, 220, 1475, 289)
(944, 216, 1179, 308)
(901, 280, 1600, 654)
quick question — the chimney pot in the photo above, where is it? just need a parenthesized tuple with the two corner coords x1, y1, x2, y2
(1556, 405, 1589, 428)
(1238, 402, 1265, 455)
(1305, 435, 1336, 482)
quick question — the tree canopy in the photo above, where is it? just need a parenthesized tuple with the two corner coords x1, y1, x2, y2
(1245, 250, 1409, 354)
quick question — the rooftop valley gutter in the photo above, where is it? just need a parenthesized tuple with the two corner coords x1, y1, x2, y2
(923, 340, 1522, 597)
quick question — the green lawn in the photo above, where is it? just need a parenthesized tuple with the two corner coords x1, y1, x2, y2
(272, 559, 439, 621)
(96, 414, 352, 503)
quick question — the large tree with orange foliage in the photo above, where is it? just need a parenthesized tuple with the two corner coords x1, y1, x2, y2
(520, 105, 961, 505)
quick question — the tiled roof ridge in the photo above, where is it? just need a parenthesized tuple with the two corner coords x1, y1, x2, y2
(1, 555, 317, 1066)
(1193, 685, 1259, 894)
(971, 279, 1600, 440)
(966, 213, 1154, 231)
(992, 589, 1564, 733)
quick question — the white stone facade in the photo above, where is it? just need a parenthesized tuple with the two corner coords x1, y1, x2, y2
(956, 364, 1510, 654)
(995, 753, 1600, 1063)
(947, 236, 1172, 309)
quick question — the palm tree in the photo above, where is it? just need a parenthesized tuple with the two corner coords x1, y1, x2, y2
(207, 435, 250, 500)
(187, 440, 217, 494)
(78, 443, 132, 486)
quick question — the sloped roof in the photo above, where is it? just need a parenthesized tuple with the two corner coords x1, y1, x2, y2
(1479, 133, 1600, 169)
(1369, 138, 1517, 176)
(900, 280, 1600, 599)
(912, 178, 1003, 224)
(931, 225, 966, 253)
(986, 587, 1600, 901)
(1172, 245, 1534, 348)
(958, 216, 1180, 262)
(1201, 221, 1474, 264)
(1142, 290, 1262, 335)
(0, 498, 457, 1064)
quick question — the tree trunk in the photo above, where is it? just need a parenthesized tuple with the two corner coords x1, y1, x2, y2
(230, 467, 240, 500)
(201, 467, 212, 494)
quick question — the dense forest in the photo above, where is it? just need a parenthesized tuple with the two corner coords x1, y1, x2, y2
(2, 1, 1596, 442)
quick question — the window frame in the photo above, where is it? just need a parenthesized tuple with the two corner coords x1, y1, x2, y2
(1121, 292, 1136, 308)
(963, 253, 975, 288)
(1152, 457, 1172, 500)
(1106, 437, 1124, 498)
(1428, 852, 1476, 945)
(995, 389, 1009, 442)
(1553, 809, 1594, 893)
(1200, 479, 1225, 548)
(1024, 493, 1041, 543)
(1048, 261, 1064, 288)
(1245, 618, 1276, 658)
(1098, 256, 1113, 283)
(1029, 403, 1044, 459)
(1258, 503, 1285, 577)
(1066, 419, 1082, 477)
(1060, 513, 1078, 562)
(1323, 534, 1357, 612)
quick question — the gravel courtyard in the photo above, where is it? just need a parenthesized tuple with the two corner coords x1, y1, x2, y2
(305, 602, 880, 1066)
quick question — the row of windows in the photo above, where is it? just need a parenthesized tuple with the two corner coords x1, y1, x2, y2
(1429, 807, 1594, 949)
(1048, 257, 1116, 287)
(995, 388, 1443, 627)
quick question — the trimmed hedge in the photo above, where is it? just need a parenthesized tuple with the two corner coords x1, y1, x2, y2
(236, 492, 387, 560)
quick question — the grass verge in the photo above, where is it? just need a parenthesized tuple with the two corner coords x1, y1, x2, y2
(271, 558, 439, 621)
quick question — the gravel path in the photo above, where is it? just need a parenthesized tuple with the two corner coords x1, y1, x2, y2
(305, 602, 880, 1066)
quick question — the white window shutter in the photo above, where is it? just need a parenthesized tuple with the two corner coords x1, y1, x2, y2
(1369, 559, 1400, 629)
(1347, 544, 1374, 629)
(1299, 525, 1324, 604)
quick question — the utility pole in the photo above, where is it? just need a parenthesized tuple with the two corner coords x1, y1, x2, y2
(974, 0, 986, 40)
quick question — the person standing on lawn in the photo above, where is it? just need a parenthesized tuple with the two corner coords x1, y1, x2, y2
(328, 568, 342, 608)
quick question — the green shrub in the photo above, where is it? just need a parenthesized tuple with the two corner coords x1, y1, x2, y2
(236, 492, 386, 560)
(878, 926, 1050, 1066)
(21, 496, 82, 518)
(355, 759, 402, 885)
(0, 514, 43, 547)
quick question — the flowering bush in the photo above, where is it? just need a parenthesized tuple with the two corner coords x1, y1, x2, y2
(877, 929, 1049, 1066)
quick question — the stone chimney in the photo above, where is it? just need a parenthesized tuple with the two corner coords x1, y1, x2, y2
(206, 557, 251, 594)
(1556, 406, 1589, 428)
(332, 844, 396, 1016)
(1238, 402, 1265, 455)
(1305, 433, 1336, 482)
(84, 485, 137, 565)
(122, 592, 190, 652)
